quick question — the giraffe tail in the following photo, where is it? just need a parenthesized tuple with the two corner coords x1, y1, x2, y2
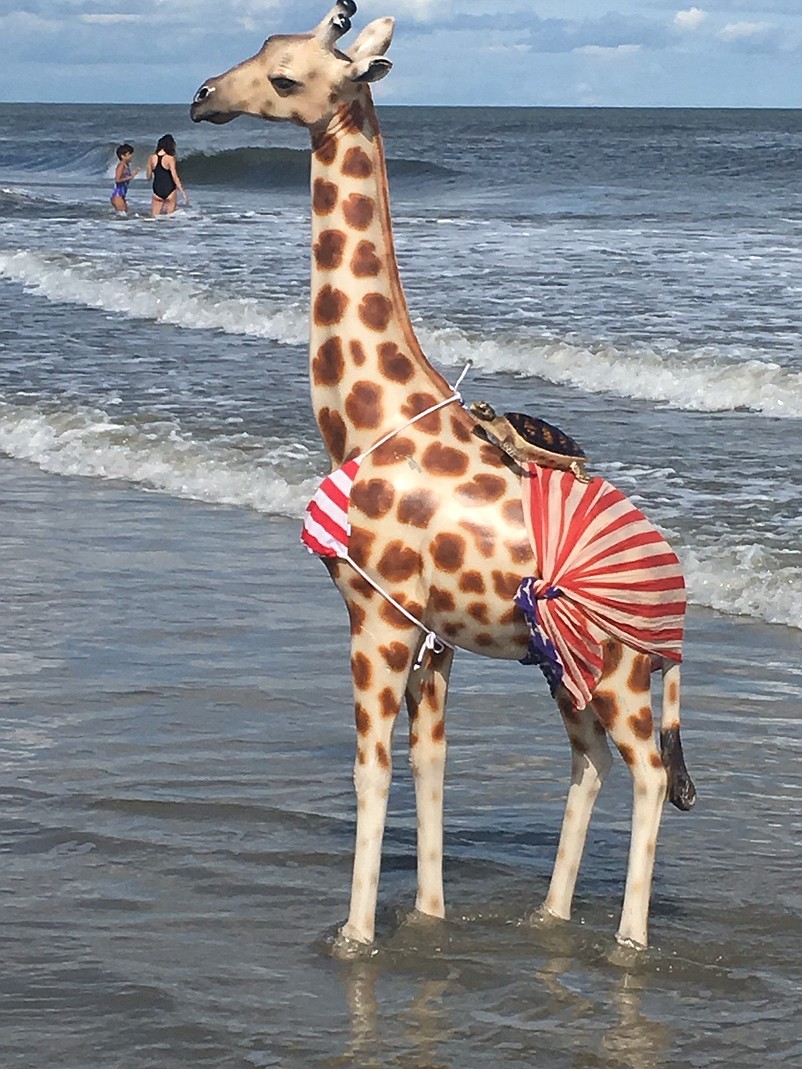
(659, 661, 697, 811)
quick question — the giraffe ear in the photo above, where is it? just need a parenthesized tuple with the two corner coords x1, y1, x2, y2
(348, 17, 394, 61)
(350, 56, 392, 83)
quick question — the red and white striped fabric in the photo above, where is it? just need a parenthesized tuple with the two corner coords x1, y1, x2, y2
(520, 465, 686, 710)
(301, 457, 363, 559)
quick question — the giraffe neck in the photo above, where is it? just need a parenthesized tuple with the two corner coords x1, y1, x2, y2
(308, 93, 451, 465)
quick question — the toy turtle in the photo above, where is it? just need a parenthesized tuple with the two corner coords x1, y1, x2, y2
(470, 400, 591, 482)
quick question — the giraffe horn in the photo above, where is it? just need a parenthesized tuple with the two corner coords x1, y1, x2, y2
(314, 1, 357, 50)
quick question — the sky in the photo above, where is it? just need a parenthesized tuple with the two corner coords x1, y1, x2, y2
(3, 1, 802, 107)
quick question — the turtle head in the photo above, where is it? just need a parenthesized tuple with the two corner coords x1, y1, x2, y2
(469, 400, 497, 422)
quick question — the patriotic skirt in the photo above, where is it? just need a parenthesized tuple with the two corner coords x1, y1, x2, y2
(516, 465, 686, 710)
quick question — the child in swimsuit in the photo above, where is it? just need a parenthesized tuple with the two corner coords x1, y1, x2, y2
(110, 143, 139, 213)
(146, 134, 189, 217)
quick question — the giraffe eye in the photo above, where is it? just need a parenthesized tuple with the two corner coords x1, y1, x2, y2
(270, 75, 300, 95)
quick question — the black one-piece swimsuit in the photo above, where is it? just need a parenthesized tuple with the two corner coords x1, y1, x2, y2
(152, 154, 176, 199)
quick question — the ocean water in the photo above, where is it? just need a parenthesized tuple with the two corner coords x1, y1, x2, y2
(0, 102, 800, 1068)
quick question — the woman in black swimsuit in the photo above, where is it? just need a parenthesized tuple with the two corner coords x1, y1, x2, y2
(146, 134, 189, 217)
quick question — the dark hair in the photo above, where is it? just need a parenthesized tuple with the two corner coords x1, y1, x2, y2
(116, 143, 134, 159)
(155, 134, 176, 156)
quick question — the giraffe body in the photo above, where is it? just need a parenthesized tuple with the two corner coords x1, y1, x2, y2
(191, 2, 695, 951)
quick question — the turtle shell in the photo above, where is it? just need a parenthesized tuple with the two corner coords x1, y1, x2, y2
(504, 413, 586, 460)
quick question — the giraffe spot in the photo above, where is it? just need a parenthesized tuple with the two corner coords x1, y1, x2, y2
(502, 499, 526, 527)
(376, 541, 423, 583)
(352, 652, 372, 691)
(467, 602, 489, 624)
(314, 284, 348, 326)
(397, 488, 437, 527)
(459, 570, 485, 594)
(345, 380, 383, 429)
(342, 146, 373, 178)
(592, 690, 617, 728)
(455, 473, 507, 504)
(618, 743, 636, 767)
(429, 586, 456, 614)
(505, 536, 533, 565)
(312, 176, 338, 213)
(358, 292, 393, 332)
(377, 341, 414, 384)
(379, 642, 409, 672)
(348, 602, 366, 635)
(431, 532, 466, 572)
(500, 606, 522, 626)
(312, 337, 345, 386)
(451, 412, 473, 442)
(355, 703, 371, 735)
(349, 575, 376, 599)
(379, 687, 397, 719)
(420, 679, 437, 708)
(349, 527, 376, 569)
(422, 442, 469, 477)
(351, 478, 395, 519)
(475, 633, 495, 648)
(344, 100, 366, 133)
(629, 706, 654, 740)
(491, 569, 520, 598)
(603, 639, 624, 674)
(442, 621, 464, 638)
(343, 192, 375, 230)
(350, 339, 367, 366)
(379, 599, 413, 630)
(431, 719, 445, 742)
(356, 746, 367, 765)
(317, 407, 347, 463)
(459, 520, 495, 558)
(372, 435, 414, 466)
(667, 676, 679, 707)
(351, 240, 382, 278)
(649, 752, 664, 769)
(376, 742, 391, 769)
(402, 393, 441, 435)
(480, 443, 508, 469)
(313, 139, 337, 166)
(314, 229, 347, 270)
(628, 655, 652, 694)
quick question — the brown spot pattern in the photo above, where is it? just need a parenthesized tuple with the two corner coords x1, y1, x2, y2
(377, 341, 414, 384)
(312, 177, 337, 214)
(317, 407, 346, 463)
(429, 586, 456, 614)
(351, 240, 382, 278)
(628, 655, 652, 694)
(456, 473, 507, 504)
(352, 652, 372, 691)
(505, 536, 533, 565)
(376, 541, 423, 583)
(351, 478, 395, 519)
(349, 575, 376, 599)
(348, 602, 366, 635)
(468, 602, 489, 624)
(451, 413, 473, 442)
(397, 488, 437, 527)
(314, 229, 347, 270)
(372, 436, 415, 466)
(312, 337, 344, 386)
(603, 639, 624, 674)
(480, 443, 508, 468)
(431, 719, 445, 742)
(422, 442, 469, 477)
(629, 707, 654, 740)
(345, 380, 383, 429)
(379, 642, 409, 671)
(379, 687, 396, 719)
(618, 743, 636, 767)
(355, 703, 370, 735)
(313, 139, 337, 166)
(591, 690, 617, 728)
(342, 193, 374, 230)
(502, 499, 526, 527)
(376, 742, 390, 769)
(358, 293, 393, 332)
(314, 284, 348, 326)
(402, 393, 441, 435)
(349, 527, 376, 569)
(462, 521, 496, 558)
(342, 146, 373, 178)
(475, 633, 495, 648)
(350, 339, 367, 366)
(459, 571, 485, 594)
(431, 533, 466, 572)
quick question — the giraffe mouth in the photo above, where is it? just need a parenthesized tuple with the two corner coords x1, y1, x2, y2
(190, 102, 239, 124)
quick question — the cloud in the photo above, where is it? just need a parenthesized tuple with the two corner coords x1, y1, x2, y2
(575, 44, 642, 57)
(718, 21, 770, 41)
(674, 8, 707, 32)
(80, 14, 145, 24)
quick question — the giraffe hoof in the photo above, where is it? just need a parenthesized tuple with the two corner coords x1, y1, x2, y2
(526, 904, 569, 927)
(330, 927, 377, 960)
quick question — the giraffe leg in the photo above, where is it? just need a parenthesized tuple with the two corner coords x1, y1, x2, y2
(592, 644, 668, 949)
(339, 623, 417, 947)
(405, 646, 454, 920)
(543, 688, 613, 922)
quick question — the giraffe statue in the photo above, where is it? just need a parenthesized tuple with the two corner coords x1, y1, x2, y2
(191, 1, 695, 952)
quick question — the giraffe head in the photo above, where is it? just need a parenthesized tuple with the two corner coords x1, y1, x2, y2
(190, 2, 394, 129)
